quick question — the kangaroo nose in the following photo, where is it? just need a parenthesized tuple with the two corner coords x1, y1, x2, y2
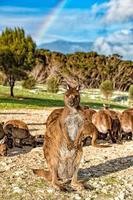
(71, 95, 75, 99)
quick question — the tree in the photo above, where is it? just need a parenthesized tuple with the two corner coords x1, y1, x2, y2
(47, 76, 60, 93)
(100, 80, 113, 101)
(22, 76, 36, 89)
(0, 27, 36, 97)
(128, 85, 133, 101)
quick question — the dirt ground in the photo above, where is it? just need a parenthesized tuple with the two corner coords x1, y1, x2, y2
(0, 109, 133, 200)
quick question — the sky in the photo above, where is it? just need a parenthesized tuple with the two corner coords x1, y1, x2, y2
(0, 0, 133, 60)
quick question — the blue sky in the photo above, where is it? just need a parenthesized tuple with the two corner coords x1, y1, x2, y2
(0, 0, 133, 59)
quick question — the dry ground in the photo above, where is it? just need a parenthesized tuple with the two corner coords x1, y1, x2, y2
(0, 109, 133, 200)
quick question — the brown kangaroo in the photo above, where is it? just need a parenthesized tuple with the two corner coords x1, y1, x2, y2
(33, 85, 92, 191)
(83, 106, 96, 121)
(103, 107, 121, 141)
(0, 123, 8, 156)
(119, 108, 133, 140)
(74, 119, 111, 148)
(81, 106, 97, 146)
(0, 136, 7, 156)
(47, 106, 109, 148)
(92, 109, 116, 143)
(3, 120, 36, 148)
(46, 108, 63, 128)
(0, 123, 5, 140)
(33, 86, 111, 191)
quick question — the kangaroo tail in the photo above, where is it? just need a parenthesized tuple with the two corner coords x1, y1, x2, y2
(33, 169, 52, 181)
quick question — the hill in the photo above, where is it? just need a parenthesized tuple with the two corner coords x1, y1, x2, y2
(38, 40, 93, 54)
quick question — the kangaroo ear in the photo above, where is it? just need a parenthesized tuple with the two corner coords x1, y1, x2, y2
(103, 104, 110, 109)
(0, 122, 4, 126)
(66, 84, 71, 90)
(75, 85, 80, 91)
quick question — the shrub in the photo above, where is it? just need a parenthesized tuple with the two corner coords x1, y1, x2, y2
(22, 76, 36, 89)
(0, 72, 7, 85)
(47, 77, 59, 93)
(100, 80, 113, 100)
(128, 85, 133, 100)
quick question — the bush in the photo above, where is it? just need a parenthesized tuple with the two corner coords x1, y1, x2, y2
(100, 80, 113, 100)
(0, 72, 7, 85)
(47, 77, 59, 93)
(22, 76, 36, 89)
(128, 85, 133, 100)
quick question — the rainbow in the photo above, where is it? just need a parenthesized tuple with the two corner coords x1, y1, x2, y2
(36, 0, 68, 44)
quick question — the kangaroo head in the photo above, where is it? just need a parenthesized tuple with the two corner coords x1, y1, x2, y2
(64, 85, 80, 108)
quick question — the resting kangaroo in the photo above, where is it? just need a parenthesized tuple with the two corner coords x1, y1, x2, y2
(83, 106, 96, 121)
(103, 107, 121, 141)
(74, 119, 111, 148)
(0, 136, 7, 156)
(34, 86, 93, 191)
(3, 120, 36, 148)
(0, 123, 5, 140)
(92, 110, 116, 143)
(119, 108, 133, 140)
(0, 123, 7, 156)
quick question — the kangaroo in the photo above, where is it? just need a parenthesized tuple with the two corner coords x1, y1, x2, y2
(0, 136, 7, 156)
(92, 110, 116, 143)
(46, 108, 63, 128)
(83, 106, 96, 121)
(0, 124, 8, 156)
(81, 106, 97, 145)
(103, 107, 121, 141)
(33, 85, 92, 191)
(119, 108, 133, 140)
(73, 119, 111, 148)
(0, 123, 5, 140)
(3, 120, 36, 148)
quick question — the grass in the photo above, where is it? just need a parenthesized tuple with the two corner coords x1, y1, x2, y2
(103, 177, 119, 185)
(0, 84, 129, 110)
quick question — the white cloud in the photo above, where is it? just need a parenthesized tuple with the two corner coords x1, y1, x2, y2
(0, 6, 39, 13)
(38, 9, 102, 43)
(0, 13, 42, 44)
(107, 29, 133, 43)
(93, 37, 112, 55)
(93, 29, 133, 59)
(92, 0, 133, 23)
(0, 14, 41, 26)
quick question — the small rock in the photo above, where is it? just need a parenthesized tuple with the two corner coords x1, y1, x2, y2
(74, 193, 81, 200)
(13, 186, 23, 194)
(47, 188, 54, 193)
(118, 192, 125, 200)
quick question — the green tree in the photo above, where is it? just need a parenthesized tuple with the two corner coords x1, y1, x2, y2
(100, 80, 113, 101)
(128, 85, 133, 101)
(0, 27, 36, 97)
(22, 76, 36, 89)
(47, 76, 59, 93)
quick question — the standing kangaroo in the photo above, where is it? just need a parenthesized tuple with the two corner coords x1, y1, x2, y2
(33, 85, 88, 191)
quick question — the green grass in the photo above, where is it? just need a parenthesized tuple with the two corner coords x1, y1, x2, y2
(0, 85, 129, 110)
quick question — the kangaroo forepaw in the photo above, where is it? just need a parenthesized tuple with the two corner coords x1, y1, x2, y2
(53, 183, 68, 192)
(71, 181, 85, 191)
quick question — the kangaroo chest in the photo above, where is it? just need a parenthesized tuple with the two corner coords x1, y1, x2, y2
(58, 110, 84, 180)
(65, 111, 84, 141)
